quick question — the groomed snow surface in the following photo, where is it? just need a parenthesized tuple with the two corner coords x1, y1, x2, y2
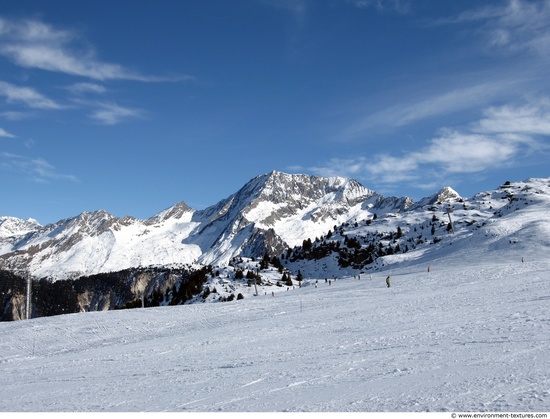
(1, 248, 549, 413)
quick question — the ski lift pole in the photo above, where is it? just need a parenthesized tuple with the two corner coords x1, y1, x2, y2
(446, 209, 455, 234)
(25, 273, 32, 320)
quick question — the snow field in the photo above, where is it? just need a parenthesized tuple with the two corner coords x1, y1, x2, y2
(0, 255, 548, 412)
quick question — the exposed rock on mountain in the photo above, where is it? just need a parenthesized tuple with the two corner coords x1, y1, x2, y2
(0, 171, 411, 279)
(1, 176, 549, 321)
(4, 172, 543, 287)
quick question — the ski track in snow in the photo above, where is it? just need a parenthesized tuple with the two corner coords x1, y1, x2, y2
(0, 254, 549, 412)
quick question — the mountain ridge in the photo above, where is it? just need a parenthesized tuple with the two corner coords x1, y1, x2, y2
(1, 172, 547, 282)
(1, 174, 549, 321)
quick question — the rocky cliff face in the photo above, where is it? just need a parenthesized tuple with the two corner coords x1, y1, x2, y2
(0, 266, 208, 321)
(3, 176, 548, 321)
(0, 171, 412, 280)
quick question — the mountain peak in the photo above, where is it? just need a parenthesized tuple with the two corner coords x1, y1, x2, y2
(148, 201, 194, 223)
(10, 172, 547, 282)
(436, 186, 461, 202)
(411, 186, 461, 209)
(0, 216, 41, 239)
(253, 171, 374, 205)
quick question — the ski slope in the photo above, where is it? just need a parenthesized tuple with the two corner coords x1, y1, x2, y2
(0, 250, 549, 412)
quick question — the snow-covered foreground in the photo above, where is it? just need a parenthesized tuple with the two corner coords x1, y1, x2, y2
(1, 254, 549, 412)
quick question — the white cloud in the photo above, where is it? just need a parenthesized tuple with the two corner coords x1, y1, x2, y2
(67, 82, 107, 95)
(474, 100, 550, 136)
(0, 127, 15, 138)
(0, 16, 192, 82)
(352, 0, 411, 14)
(89, 102, 144, 125)
(313, 99, 549, 187)
(409, 130, 526, 174)
(0, 111, 33, 120)
(0, 81, 64, 110)
(443, 0, 550, 56)
(0, 152, 78, 183)
(340, 79, 522, 141)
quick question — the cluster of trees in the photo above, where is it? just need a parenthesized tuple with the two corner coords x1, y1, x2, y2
(1, 265, 216, 321)
(168, 266, 211, 306)
(284, 214, 454, 270)
(0, 270, 27, 321)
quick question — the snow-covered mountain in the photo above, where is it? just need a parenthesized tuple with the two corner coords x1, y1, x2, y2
(0, 171, 409, 280)
(1, 175, 549, 410)
(1, 174, 550, 322)
(0, 216, 41, 239)
(284, 177, 550, 279)
(1, 173, 549, 287)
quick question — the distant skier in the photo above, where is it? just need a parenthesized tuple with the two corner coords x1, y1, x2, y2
(386, 276, 391, 288)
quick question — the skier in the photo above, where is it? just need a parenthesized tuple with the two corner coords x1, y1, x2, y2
(386, 276, 391, 288)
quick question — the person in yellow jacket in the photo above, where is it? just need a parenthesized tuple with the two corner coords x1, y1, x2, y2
(386, 276, 391, 288)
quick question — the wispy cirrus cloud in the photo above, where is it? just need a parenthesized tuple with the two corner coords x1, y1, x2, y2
(474, 99, 550, 136)
(351, 0, 411, 14)
(0, 16, 192, 82)
(340, 78, 524, 141)
(0, 127, 15, 138)
(88, 102, 144, 125)
(340, 80, 518, 140)
(436, 0, 550, 56)
(0, 111, 33, 121)
(0, 152, 78, 183)
(312, 99, 550, 189)
(0, 81, 64, 110)
(67, 82, 107, 95)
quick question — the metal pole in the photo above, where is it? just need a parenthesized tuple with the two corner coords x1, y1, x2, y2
(25, 273, 31, 320)
(446, 210, 455, 234)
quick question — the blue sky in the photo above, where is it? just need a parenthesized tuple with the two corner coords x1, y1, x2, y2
(1, 0, 549, 225)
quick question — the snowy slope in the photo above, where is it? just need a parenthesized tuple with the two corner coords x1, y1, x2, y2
(285, 177, 550, 278)
(1, 178, 549, 411)
(0, 217, 41, 239)
(0, 245, 548, 412)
